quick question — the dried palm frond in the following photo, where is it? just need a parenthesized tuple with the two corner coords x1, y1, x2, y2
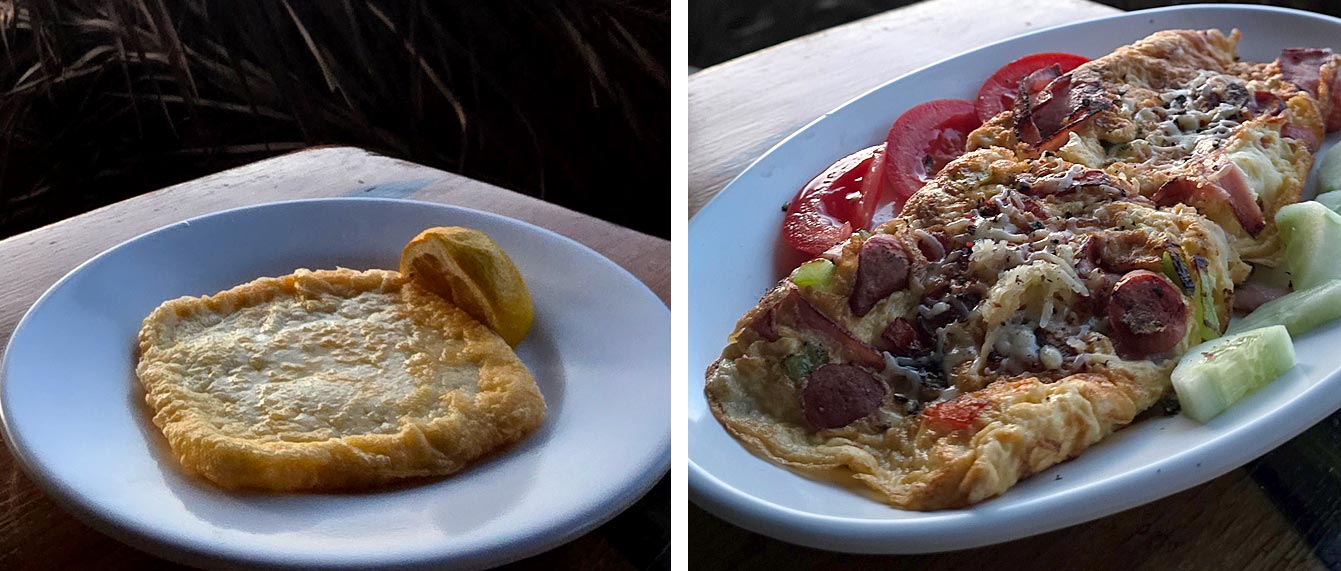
(0, 0, 669, 238)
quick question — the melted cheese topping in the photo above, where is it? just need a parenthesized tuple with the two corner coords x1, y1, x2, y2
(1115, 70, 1249, 163)
(1225, 126, 1291, 203)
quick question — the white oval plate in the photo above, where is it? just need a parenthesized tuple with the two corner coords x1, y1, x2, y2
(1, 198, 669, 569)
(689, 5, 1341, 554)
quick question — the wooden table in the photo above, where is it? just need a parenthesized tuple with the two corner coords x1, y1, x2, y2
(0, 147, 670, 569)
(689, 0, 1334, 568)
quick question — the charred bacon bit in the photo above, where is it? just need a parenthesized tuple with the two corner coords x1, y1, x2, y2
(1013, 67, 1063, 146)
(1251, 90, 1286, 116)
(849, 235, 911, 317)
(1014, 69, 1112, 151)
(1153, 153, 1266, 237)
(1023, 64, 1063, 94)
(878, 318, 929, 357)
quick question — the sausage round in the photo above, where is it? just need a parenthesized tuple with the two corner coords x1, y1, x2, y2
(849, 234, 910, 317)
(802, 363, 886, 430)
(1106, 270, 1189, 356)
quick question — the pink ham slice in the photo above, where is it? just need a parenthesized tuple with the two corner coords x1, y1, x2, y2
(746, 286, 885, 369)
(1279, 47, 1341, 132)
(1232, 281, 1289, 313)
(1153, 152, 1265, 237)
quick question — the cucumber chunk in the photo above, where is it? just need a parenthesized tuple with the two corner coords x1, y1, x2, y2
(1318, 143, 1341, 195)
(1316, 191, 1341, 214)
(1227, 279, 1341, 336)
(1277, 201, 1341, 291)
(1172, 325, 1295, 423)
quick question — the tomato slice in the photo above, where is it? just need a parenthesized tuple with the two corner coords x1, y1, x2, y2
(877, 98, 980, 222)
(781, 144, 884, 256)
(975, 52, 1090, 123)
(922, 396, 992, 430)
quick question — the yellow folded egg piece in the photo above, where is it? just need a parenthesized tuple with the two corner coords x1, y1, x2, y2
(136, 268, 546, 491)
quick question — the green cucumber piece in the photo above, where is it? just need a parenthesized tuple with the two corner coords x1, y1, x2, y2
(1172, 325, 1295, 423)
(1316, 191, 1341, 214)
(1277, 201, 1341, 291)
(1194, 257, 1220, 341)
(1227, 279, 1341, 336)
(1318, 143, 1341, 195)
(791, 259, 836, 290)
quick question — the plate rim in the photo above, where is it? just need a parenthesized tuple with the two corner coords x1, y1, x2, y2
(688, 3, 1341, 553)
(0, 196, 670, 569)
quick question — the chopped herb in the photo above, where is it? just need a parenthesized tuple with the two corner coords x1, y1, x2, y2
(783, 344, 829, 381)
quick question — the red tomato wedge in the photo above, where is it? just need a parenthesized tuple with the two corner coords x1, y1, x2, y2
(781, 144, 884, 256)
(922, 396, 992, 430)
(975, 52, 1090, 123)
(877, 98, 981, 221)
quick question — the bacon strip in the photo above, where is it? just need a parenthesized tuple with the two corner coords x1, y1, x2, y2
(748, 286, 885, 369)
(1280, 48, 1332, 97)
(1279, 47, 1341, 132)
(1014, 69, 1111, 151)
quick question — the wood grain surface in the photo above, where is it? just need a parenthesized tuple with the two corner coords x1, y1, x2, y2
(688, 0, 1327, 568)
(687, 0, 1120, 216)
(691, 465, 1324, 571)
(0, 146, 668, 570)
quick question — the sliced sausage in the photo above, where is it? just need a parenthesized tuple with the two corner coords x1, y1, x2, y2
(802, 363, 886, 430)
(849, 235, 910, 317)
(1106, 270, 1189, 356)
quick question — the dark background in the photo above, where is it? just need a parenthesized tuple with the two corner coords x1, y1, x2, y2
(691, 0, 1341, 69)
(0, 0, 669, 240)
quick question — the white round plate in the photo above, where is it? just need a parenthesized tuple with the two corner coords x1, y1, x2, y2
(689, 5, 1341, 554)
(1, 198, 669, 569)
